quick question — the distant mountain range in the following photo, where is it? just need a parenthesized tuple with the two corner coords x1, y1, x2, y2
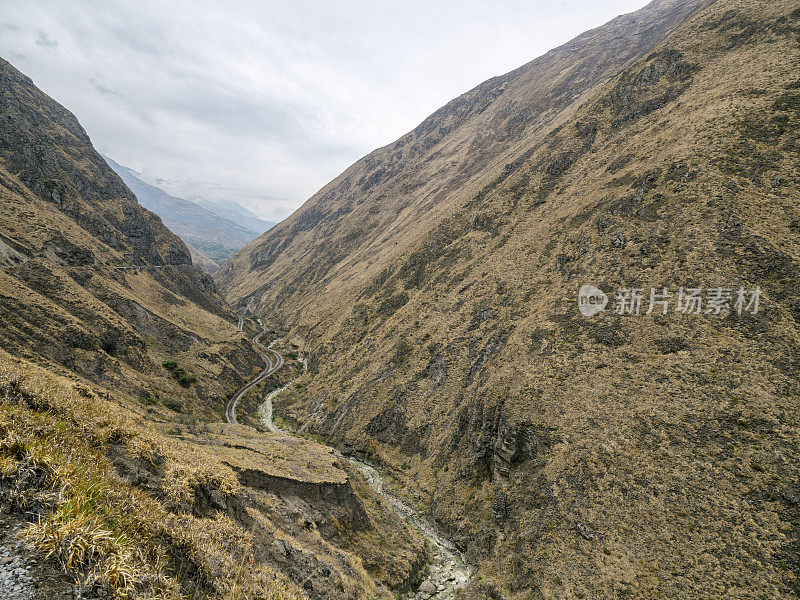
(103, 156, 275, 271)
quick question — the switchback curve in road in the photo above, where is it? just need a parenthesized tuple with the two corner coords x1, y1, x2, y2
(225, 319, 282, 424)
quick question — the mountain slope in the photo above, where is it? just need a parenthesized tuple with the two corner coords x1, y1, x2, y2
(217, 0, 709, 309)
(218, 1, 800, 598)
(0, 56, 261, 415)
(187, 241, 221, 273)
(103, 155, 262, 265)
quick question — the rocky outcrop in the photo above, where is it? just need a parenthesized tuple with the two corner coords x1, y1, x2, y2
(233, 468, 370, 536)
(491, 423, 541, 480)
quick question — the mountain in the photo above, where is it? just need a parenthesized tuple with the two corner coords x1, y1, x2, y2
(218, 1, 800, 598)
(192, 196, 276, 235)
(0, 57, 425, 600)
(0, 57, 255, 413)
(103, 156, 263, 267)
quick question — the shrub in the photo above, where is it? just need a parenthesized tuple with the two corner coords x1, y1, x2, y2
(174, 371, 196, 388)
(138, 391, 157, 406)
(162, 362, 196, 387)
(162, 398, 183, 412)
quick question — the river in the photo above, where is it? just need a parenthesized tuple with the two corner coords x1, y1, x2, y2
(257, 381, 471, 599)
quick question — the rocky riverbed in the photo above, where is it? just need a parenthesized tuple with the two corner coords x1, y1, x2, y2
(344, 455, 471, 600)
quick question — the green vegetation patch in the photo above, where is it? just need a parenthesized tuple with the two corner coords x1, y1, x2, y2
(162, 361, 197, 388)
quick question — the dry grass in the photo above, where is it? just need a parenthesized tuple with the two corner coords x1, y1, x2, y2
(0, 160, 258, 421)
(0, 347, 427, 599)
(194, 427, 346, 485)
(0, 351, 305, 600)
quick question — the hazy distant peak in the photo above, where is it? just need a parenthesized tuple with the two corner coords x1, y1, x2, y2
(192, 196, 276, 235)
(102, 155, 269, 266)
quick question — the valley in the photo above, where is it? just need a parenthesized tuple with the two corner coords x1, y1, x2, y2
(0, 55, 427, 600)
(217, 0, 800, 597)
(1, 0, 800, 598)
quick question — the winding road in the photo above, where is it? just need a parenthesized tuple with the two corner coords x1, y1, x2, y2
(225, 319, 283, 424)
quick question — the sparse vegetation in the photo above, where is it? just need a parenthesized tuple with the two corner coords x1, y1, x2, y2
(215, 1, 800, 598)
(162, 361, 197, 388)
(162, 397, 184, 412)
(0, 356, 303, 600)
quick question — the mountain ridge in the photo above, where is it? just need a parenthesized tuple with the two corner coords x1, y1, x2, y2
(193, 196, 276, 235)
(0, 55, 255, 415)
(217, 0, 710, 312)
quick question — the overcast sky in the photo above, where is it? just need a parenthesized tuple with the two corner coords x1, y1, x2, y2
(0, 0, 648, 221)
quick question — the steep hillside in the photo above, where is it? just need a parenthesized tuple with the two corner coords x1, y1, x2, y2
(219, 1, 800, 598)
(104, 155, 263, 265)
(0, 57, 427, 600)
(0, 56, 259, 418)
(187, 241, 221, 273)
(0, 349, 427, 600)
(217, 0, 708, 309)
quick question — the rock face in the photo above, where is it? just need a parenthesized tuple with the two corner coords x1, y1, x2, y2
(234, 469, 370, 535)
(219, 1, 800, 597)
(491, 424, 539, 480)
(0, 514, 75, 600)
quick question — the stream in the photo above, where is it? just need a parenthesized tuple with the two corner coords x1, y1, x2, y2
(256, 382, 471, 599)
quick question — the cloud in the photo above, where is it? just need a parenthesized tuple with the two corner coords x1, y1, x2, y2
(90, 78, 121, 97)
(35, 30, 58, 48)
(0, 0, 649, 221)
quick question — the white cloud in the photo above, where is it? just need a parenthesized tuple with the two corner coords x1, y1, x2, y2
(0, 0, 648, 221)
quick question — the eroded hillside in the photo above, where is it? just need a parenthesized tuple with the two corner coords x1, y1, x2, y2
(218, 0, 800, 598)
